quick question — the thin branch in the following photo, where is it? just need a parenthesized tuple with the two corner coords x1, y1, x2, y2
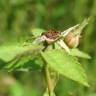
(41, 52, 54, 96)
(43, 64, 54, 96)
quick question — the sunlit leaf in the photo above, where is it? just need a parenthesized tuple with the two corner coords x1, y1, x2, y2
(41, 49, 89, 87)
(0, 44, 42, 62)
(70, 48, 91, 59)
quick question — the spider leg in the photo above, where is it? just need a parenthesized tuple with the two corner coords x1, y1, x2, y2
(61, 24, 79, 37)
(33, 36, 46, 44)
(57, 39, 70, 53)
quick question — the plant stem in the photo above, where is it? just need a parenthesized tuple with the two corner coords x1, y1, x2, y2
(43, 64, 54, 96)
(41, 43, 54, 96)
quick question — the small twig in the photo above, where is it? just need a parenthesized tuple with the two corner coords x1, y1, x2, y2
(43, 64, 54, 96)
(41, 50, 54, 96)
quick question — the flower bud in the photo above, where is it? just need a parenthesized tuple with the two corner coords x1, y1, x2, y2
(64, 18, 89, 48)
(64, 32, 80, 48)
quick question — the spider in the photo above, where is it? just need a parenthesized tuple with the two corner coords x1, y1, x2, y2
(33, 19, 89, 53)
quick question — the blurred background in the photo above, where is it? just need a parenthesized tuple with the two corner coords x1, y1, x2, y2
(0, 0, 96, 96)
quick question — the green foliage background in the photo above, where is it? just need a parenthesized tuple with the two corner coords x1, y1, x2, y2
(0, 0, 96, 96)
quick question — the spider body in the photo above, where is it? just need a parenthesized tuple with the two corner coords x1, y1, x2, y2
(41, 29, 61, 40)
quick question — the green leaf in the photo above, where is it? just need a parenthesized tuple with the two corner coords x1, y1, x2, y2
(41, 49, 89, 87)
(70, 48, 91, 59)
(9, 82, 24, 96)
(31, 28, 45, 37)
(0, 44, 42, 62)
(4, 55, 33, 71)
(43, 91, 56, 96)
(5, 54, 43, 71)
